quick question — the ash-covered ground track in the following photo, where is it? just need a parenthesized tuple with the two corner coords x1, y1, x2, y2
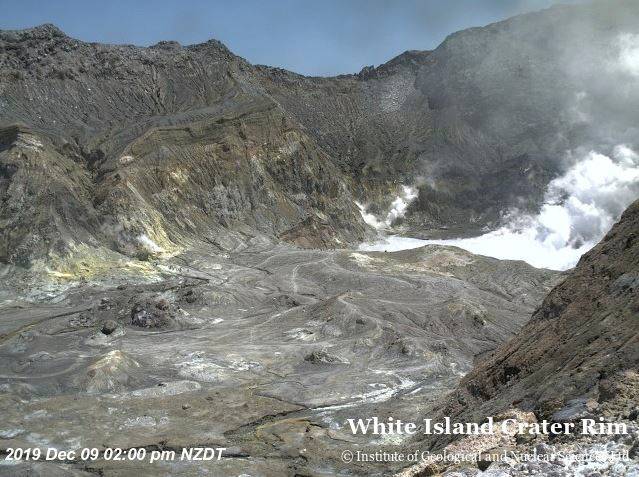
(0, 241, 559, 476)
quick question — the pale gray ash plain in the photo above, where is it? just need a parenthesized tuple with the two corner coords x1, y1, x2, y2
(1, 0, 638, 476)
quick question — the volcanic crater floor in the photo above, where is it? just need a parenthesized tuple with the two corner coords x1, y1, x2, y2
(0, 241, 560, 476)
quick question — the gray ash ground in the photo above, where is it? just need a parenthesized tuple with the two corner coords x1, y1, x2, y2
(0, 241, 559, 476)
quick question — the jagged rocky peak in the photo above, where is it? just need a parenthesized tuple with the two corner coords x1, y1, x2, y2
(358, 49, 432, 79)
(0, 22, 67, 41)
(150, 40, 182, 50)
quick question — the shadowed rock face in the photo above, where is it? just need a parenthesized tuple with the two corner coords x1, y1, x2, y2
(2, 1, 639, 264)
(442, 199, 639, 415)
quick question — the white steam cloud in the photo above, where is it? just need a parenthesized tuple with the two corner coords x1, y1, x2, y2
(356, 185, 418, 229)
(138, 234, 163, 253)
(360, 146, 639, 270)
(387, 185, 419, 224)
(618, 33, 639, 77)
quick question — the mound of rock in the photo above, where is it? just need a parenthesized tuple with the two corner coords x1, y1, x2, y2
(130, 299, 174, 328)
(81, 350, 140, 393)
(304, 350, 350, 365)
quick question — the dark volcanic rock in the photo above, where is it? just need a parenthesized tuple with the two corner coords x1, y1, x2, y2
(100, 319, 118, 335)
(551, 397, 598, 423)
(304, 349, 349, 365)
(130, 302, 171, 328)
(441, 198, 639, 425)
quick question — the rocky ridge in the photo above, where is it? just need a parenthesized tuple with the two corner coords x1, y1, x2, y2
(3, 1, 639, 268)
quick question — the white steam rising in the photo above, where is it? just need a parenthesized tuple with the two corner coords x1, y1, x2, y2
(360, 147, 639, 270)
(356, 202, 386, 229)
(356, 185, 418, 229)
(138, 234, 163, 253)
(618, 33, 639, 77)
(387, 186, 418, 224)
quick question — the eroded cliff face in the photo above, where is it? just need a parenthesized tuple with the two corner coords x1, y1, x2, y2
(0, 25, 372, 266)
(0, 120, 367, 268)
(0, 27, 375, 266)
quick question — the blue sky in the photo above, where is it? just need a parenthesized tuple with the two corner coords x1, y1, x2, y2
(0, 0, 581, 76)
